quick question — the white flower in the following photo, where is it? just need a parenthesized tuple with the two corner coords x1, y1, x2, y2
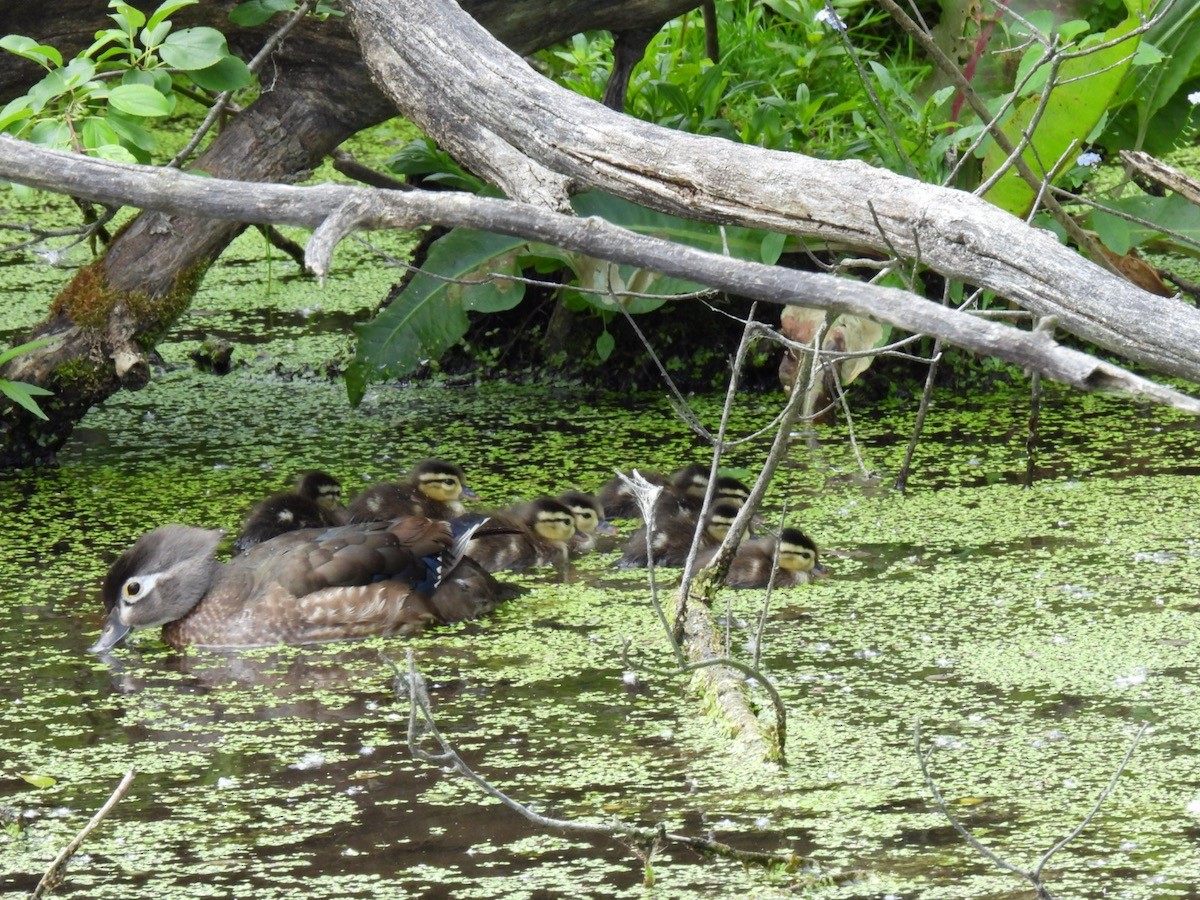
(1189, 91, 1200, 106)
(814, 8, 847, 31)
(1077, 151, 1102, 167)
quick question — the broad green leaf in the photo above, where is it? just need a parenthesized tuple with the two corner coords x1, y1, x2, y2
(18, 773, 57, 789)
(148, 0, 198, 31)
(187, 55, 252, 92)
(110, 3, 148, 31)
(760, 230, 786, 264)
(595, 330, 616, 362)
(347, 230, 526, 405)
(108, 83, 173, 116)
(1, 381, 54, 420)
(81, 117, 122, 150)
(158, 27, 228, 70)
(0, 35, 63, 68)
(106, 111, 157, 155)
(0, 98, 34, 133)
(982, 2, 1152, 216)
(1086, 193, 1200, 254)
(28, 119, 71, 148)
(1110, 2, 1200, 150)
(230, 0, 296, 27)
(140, 21, 173, 51)
(91, 143, 139, 163)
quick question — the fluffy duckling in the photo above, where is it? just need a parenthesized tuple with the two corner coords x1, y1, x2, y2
(91, 517, 467, 651)
(597, 464, 708, 519)
(698, 528, 829, 588)
(557, 490, 618, 555)
(346, 459, 475, 523)
(656, 474, 752, 519)
(463, 497, 577, 573)
(618, 501, 741, 569)
(233, 470, 347, 553)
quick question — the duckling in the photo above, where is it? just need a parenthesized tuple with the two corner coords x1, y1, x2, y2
(597, 464, 708, 519)
(698, 527, 829, 588)
(346, 459, 475, 523)
(463, 497, 577, 573)
(233, 470, 347, 552)
(89, 516, 488, 652)
(656, 474, 752, 519)
(557, 490, 618, 555)
(618, 501, 741, 569)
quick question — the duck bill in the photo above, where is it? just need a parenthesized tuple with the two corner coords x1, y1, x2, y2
(811, 562, 832, 579)
(596, 520, 619, 536)
(89, 607, 132, 653)
(461, 486, 480, 500)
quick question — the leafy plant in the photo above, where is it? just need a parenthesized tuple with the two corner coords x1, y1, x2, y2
(0, 0, 251, 178)
(979, 0, 1155, 217)
(347, 192, 790, 403)
(0, 339, 54, 420)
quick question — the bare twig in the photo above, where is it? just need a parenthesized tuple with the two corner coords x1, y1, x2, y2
(916, 719, 1150, 899)
(32, 767, 137, 899)
(389, 650, 808, 868)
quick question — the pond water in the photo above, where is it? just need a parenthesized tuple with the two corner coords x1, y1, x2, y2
(6, 220, 1200, 899)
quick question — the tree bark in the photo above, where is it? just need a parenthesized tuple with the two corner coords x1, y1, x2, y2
(5, 139, 1199, 418)
(342, 0, 1200, 383)
(0, 0, 698, 466)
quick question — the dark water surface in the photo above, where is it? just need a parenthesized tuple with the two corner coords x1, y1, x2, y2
(6, 225, 1200, 897)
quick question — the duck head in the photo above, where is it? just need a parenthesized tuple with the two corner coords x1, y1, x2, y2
(411, 459, 477, 503)
(527, 498, 577, 544)
(778, 528, 830, 577)
(557, 490, 618, 536)
(91, 526, 222, 652)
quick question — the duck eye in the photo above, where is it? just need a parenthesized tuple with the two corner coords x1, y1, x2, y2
(123, 580, 142, 599)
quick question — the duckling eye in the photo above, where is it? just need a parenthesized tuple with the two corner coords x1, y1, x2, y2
(123, 580, 142, 600)
(577, 511, 596, 523)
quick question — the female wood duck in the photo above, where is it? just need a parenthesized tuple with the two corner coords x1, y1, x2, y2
(346, 460, 476, 524)
(463, 497, 577, 573)
(698, 527, 830, 588)
(618, 501, 741, 568)
(557, 490, 618, 555)
(233, 470, 347, 553)
(90, 517, 512, 652)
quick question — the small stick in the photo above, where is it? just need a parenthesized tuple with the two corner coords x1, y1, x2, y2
(32, 767, 137, 899)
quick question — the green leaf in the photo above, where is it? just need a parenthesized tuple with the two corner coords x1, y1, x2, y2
(347, 230, 527, 404)
(91, 143, 139, 163)
(229, 0, 296, 27)
(0, 338, 52, 367)
(187, 55, 252, 92)
(106, 110, 157, 156)
(110, 3, 148, 31)
(0, 97, 34, 133)
(1, 380, 54, 420)
(148, 0, 199, 31)
(81, 117, 122, 150)
(595, 330, 615, 362)
(140, 21, 174, 52)
(760, 230, 786, 265)
(158, 27, 228, 70)
(28, 119, 71, 148)
(18, 773, 57, 789)
(0, 35, 63, 68)
(1085, 193, 1200, 254)
(982, 3, 1152, 216)
(107, 83, 173, 116)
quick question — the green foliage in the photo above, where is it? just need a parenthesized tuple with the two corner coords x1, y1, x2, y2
(230, 0, 343, 26)
(0, 0, 251, 177)
(980, 0, 1154, 217)
(347, 192, 791, 401)
(0, 339, 54, 420)
(384, 137, 491, 193)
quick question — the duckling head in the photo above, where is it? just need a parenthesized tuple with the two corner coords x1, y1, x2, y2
(411, 459, 476, 503)
(92, 525, 223, 652)
(705, 502, 742, 542)
(295, 469, 343, 512)
(778, 528, 829, 577)
(527, 498, 577, 544)
(557, 490, 617, 536)
(670, 464, 710, 499)
(714, 476, 752, 508)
